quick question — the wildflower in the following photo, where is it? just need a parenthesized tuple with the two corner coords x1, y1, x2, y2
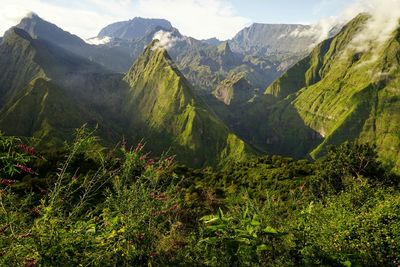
(150, 192, 167, 201)
(150, 252, 158, 258)
(165, 156, 175, 165)
(170, 204, 179, 211)
(25, 259, 37, 267)
(15, 164, 35, 175)
(134, 142, 144, 153)
(0, 179, 16, 186)
(72, 175, 77, 181)
(146, 159, 155, 166)
(17, 144, 36, 156)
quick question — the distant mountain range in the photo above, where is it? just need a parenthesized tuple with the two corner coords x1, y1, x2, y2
(0, 13, 398, 171)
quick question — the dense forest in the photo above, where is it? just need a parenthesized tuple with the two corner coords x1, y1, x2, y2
(1, 127, 399, 266)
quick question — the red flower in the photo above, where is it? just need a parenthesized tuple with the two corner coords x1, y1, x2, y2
(146, 159, 155, 166)
(150, 192, 167, 201)
(25, 259, 37, 267)
(150, 252, 158, 258)
(0, 179, 16, 186)
(134, 142, 144, 153)
(15, 164, 35, 175)
(17, 144, 37, 156)
(170, 204, 179, 211)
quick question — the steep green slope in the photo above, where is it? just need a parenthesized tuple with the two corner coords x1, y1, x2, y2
(212, 72, 256, 105)
(0, 28, 121, 147)
(0, 28, 46, 106)
(123, 41, 253, 167)
(0, 78, 99, 146)
(266, 14, 400, 171)
(265, 14, 370, 98)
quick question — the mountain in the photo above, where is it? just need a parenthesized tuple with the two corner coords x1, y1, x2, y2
(0, 27, 253, 167)
(98, 17, 173, 40)
(16, 13, 88, 56)
(177, 41, 280, 96)
(265, 13, 400, 171)
(212, 72, 256, 105)
(123, 41, 253, 166)
(201, 37, 222, 46)
(15, 13, 136, 72)
(0, 27, 124, 146)
(230, 24, 315, 62)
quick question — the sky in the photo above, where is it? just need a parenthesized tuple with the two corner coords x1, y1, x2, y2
(0, 0, 370, 40)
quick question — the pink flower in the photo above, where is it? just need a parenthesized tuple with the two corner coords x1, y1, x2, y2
(134, 142, 144, 153)
(17, 144, 37, 156)
(15, 164, 35, 175)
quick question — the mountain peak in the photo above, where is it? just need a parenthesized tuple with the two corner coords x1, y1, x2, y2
(218, 41, 232, 54)
(24, 12, 40, 19)
(98, 17, 173, 40)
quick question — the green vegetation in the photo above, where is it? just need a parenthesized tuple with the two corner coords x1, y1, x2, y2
(262, 14, 400, 172)
(1, 128, 399, 266)
(123, 42, 253, 167)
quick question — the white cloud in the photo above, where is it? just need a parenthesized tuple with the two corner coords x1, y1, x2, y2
(86, 36, 112, 45)
(152, 30, 180, 50)
(0, 0, 250, 40)
(137, 0, 251, 40)
(291, 0, 400, 50)
(346, 0, 400, 52)
(0, 0, 116, 39)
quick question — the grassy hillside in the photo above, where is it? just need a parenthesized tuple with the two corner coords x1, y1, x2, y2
(264, 14, 400, 171)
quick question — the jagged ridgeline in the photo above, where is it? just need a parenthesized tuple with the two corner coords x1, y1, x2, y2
(265, 14, 400, 171)
(0, 28, 253, 167)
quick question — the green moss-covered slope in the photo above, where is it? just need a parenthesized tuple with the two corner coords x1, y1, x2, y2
(265, 14, 400, 171)
(123, 41, 254, 167)
(0, 78, 100, 147)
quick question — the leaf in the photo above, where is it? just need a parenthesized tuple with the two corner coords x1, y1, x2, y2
(256, 244, 269, 251)
(218, 208, 224, 220)
(243, 206, 249, 219)
(201, 215, 218, 223)
(263, 226, 279, 235)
